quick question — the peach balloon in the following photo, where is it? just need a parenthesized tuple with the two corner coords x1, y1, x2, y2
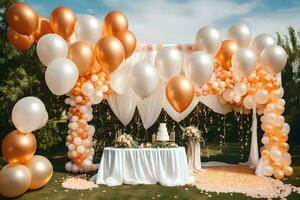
(116, 30, 136, 58)
(215, 40, 238, 70)
(0, 164, 31, 198)
(6, 3, 39, 35)
(104, 11, 128, 36)
(166, 75, 195, 113)
(274, 169, 284, 179)
(68, 41, 94, 76)
(7, 27, 34, 51)
(95, 36, 125, 73)
(50, 6, 76, 39)
(34, 16, 54, 42)
(283, 166, 293, 176)
(2, 130, 37, 164)
(25, 155, 53, 190)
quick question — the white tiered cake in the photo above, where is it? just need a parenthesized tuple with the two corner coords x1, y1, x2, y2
(156, 123, 169, 141)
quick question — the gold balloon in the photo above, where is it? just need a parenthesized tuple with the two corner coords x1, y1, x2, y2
(274, 169, 284, 179)
(34, 16, 54, 42)
(166, 75, 195, 113)
(95, 36, 125, 73)
(215, 40, 238, 70)
(50, 6, 76, 39)
(25, 155, 53, 190)
(104, 11, 128, 36)
(283, 166, 293, 176)
(6, 3, 39, 36)
(0, 164, 31, 198)
(68, 41, 94, 76)
(7, 27, 34, 51)
(116, 30, 136, 58)
(2, 130, 37, 164)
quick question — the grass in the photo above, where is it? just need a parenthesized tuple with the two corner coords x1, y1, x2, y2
(1, 143, 300, 200)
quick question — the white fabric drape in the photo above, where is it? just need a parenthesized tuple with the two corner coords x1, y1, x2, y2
(163, 95, 200, 122)
(198, 95, 232, 114)
(93, 147, 195, 186)
(187, 141, 202, 171)
(110, 56, 134, 94)
(137, 81, 164, 129)
(240, 103, 259, 168)
(247, 104, 259, 168)
(107, 89, 138, 126)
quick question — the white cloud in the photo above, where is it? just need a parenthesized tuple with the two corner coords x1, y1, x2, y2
(101, 0, 257, 43)
(100, 0, 300, 44)
(241, 5, 300, 38)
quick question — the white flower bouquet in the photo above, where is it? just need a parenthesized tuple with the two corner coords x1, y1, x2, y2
(114, 133, 137, 148)
(182, 126, 202, 142)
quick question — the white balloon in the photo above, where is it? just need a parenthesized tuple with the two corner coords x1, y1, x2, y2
(280, 153, 292, 166)
(227, 23, 251, 47)
(65, 162, 72, 171)
(12, 96, 47, 133)
(38, 111, 48, 129)
(250, 34, 276, 58)
(195, 26, 222, 55)
(81, 82, 94, 96)
(262, 165, 273, 177)
(243, 95, 255, 109)
(71, 164, 79, 173)
(260, 45, 287, 75)
(255, 89, 269, 104)
(185, 51, 214, 87)
(45, 58, 79, 95)
(37, 34, 68, 66)
(264, 113, 277, 124)
(73, 137, 82, 145)
(129, 60, 160, 98)
(281, 123, 290, 135)
(90, 90, 103, 105)
(233, 82, 248, 96)
(270, 147, 282, 162)
(232, 48, 256, 77)
(75, 15, 102, 46)
(261, 136, 270, 145)
(76, 145, 86, 154)
(155, 46, 183, 81)
(81, 159, 92, 172)
(222, 89, 235, 102)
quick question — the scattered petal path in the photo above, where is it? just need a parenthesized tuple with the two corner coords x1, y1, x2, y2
(194, 165, 300, 199)
(62, 175, 98, 190)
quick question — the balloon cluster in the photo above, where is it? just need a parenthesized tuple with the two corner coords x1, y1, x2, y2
(64, 71, 111, 173)
(6, 3, 136, 173)
(193, 24, 290, 179)
(0, 97, 53, 198)
(127, 23, 291, 179)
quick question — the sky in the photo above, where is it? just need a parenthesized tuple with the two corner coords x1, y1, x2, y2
(26, 0, 300, 44)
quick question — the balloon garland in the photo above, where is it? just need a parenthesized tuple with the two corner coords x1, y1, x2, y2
(2, 2, 135, 198)
(2, 4, 292, 199)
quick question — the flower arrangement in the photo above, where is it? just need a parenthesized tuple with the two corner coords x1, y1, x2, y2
(114, 133, 137, 148)
(182, 126, 202, 142)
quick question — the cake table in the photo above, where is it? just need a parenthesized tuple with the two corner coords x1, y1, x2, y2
(92, 147, 194, 186)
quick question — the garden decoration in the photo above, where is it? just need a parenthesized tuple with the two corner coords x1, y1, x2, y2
(2, 2, 292, 198)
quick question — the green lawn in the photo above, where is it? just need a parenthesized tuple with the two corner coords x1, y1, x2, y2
(1, 143, 300, 200)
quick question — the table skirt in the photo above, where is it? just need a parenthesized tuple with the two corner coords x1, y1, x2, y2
(92, 147, 194, 187)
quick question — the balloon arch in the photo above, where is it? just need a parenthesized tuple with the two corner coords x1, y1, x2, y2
(1, 3, 293, 197)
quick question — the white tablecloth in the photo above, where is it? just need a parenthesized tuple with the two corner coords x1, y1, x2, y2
(92, 147, 194, 186)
